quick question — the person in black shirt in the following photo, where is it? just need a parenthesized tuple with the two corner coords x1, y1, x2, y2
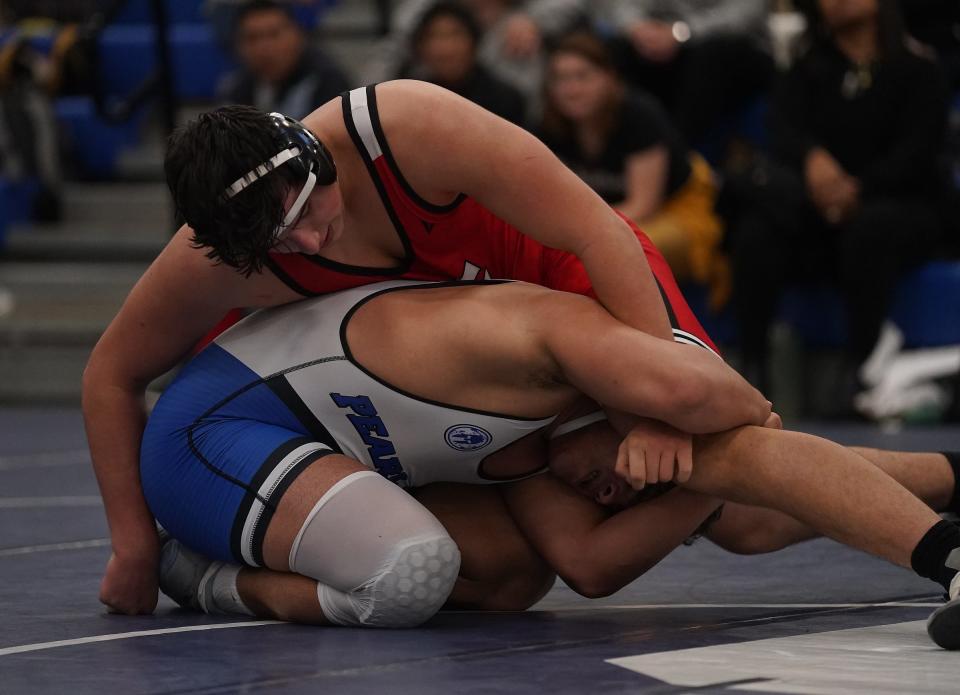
(730, 0, 949, 404)
(218, 0, 351, 119)
(539, 32, 728, 305)
(402, 2, 527, 127)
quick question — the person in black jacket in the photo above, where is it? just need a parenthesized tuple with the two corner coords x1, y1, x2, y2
(401, 2, 527, 127)
(730, 0, 949, 405)
(218, 0, 351, 119)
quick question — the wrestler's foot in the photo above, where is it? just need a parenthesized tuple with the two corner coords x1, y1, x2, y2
(159, 535, 227, 614)
(927, 570, 960, 649)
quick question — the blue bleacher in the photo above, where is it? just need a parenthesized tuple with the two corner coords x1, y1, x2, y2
(98, 22, 233, 101)
(112, 0, 207, 25)
(0, 179, 40, 248)
(55, 97, 146, 179)
(686, 260, 960, 352)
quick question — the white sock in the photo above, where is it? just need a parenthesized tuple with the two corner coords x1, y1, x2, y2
(209, 565, 255, 617)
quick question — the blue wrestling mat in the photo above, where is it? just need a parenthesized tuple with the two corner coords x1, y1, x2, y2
(1, 407, 958, 694)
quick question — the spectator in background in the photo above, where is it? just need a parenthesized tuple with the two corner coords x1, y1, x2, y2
(597, 0, 774, 145)
(0, 32, 62, 221)
(218, 0, 349, 119)
(403, 2, 525, 125)
(366, 0, 587, 120)
(539, 33, 728, 307)
(729, 0, 948, 405)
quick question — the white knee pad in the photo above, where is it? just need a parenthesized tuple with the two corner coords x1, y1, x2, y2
(289, 470, 460, 628)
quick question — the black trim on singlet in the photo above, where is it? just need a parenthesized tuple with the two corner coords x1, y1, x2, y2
(266, 374, 343, 454)
(263, 255, 314, 297)
(366, 85, 467, 214)
(477, 428, 549, 481)
(249, 445, 333, 566)
(338, 280, 557, 422)
(228, 435, 326, 565)
(654, 276, 680, 329)
(651, 277, 716, 354)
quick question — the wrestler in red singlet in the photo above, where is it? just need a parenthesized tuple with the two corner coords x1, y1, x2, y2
(266, 85, 717, 354)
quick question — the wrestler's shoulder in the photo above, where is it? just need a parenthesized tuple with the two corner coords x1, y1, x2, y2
(369, 80, 477, 129)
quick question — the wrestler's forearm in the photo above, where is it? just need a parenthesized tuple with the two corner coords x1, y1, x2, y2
(504, 476, 720, 598)
(82, 370, 157, 557)
(556, 323, 769, 434)
(576, 226, 673, 340)
(674, 352, 772, 432)
(565, 489, 722, 597)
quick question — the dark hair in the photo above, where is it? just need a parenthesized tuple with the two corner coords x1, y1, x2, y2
(540, 32, 623, 143)
(412, 1, 482, 49)
(796, 0, 909, 61)
(164, 104, 303, 276)
(233, 0, 300, 36)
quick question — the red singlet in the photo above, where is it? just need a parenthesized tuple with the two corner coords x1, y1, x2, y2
(266, 85, 717, 353)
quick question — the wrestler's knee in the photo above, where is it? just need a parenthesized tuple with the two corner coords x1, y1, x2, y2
(290, 471, 461, 627)
(707, 503, 810, 555)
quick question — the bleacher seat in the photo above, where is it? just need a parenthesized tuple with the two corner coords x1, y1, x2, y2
(685, 260, 960, 352)
(98, 22, 233, 101)
(890, 262, 960, 347)
(55, 97, 145, 178)
(169, 22, 233, 99)
(98, 24, 155, 98)
(0, 179, 40, 248)
(112, 0, 207, 26)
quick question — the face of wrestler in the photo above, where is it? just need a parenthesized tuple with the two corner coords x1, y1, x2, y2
(817, 0, 878, 32)
(417, 14, 476, 85)
(236, 9, 305, 84)
(548, 52, 616, 124)
(271, 182, 344, 255)
(547, 423, 640, 510)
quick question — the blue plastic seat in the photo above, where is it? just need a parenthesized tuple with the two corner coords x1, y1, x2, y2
(684, 260, 960, 351)
(54, 97, 144, 178)
(98, 22, 233, 101)
(0, 178, 40, 248)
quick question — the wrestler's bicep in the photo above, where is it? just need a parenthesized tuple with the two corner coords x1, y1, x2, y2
(538, 294, 701, 419)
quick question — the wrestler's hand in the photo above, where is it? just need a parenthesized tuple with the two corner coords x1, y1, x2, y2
(764, 411, 783, 429)
(615, 419, 693, 490)
(99, 543, 159, 615)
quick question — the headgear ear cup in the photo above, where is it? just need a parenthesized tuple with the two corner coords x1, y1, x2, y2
(267, 113, 337, 186)
(224, 112, 337, 200)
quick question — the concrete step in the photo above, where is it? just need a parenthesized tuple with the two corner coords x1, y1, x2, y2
(60, 183, 172, 224)
(0, 262, 145, 340)
(0, 261, 146, 403)
(4, 180, 172, 262)
(4, 225, 167, 262)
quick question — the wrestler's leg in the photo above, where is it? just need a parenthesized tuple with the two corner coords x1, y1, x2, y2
(707, 450, 956, 554)
(167, 454, 460, 627)
(412, 483, 555, 611)
(172, 469, 551, 623)
(199, 486, 554, 621)
(684, 427, 947, 569)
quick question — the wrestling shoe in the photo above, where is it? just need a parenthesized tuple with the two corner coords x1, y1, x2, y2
(926, 551, 960, 649)
(158, 533, 224, 614)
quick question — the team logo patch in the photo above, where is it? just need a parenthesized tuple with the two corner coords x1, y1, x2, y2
(444, 425, 492, 452)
